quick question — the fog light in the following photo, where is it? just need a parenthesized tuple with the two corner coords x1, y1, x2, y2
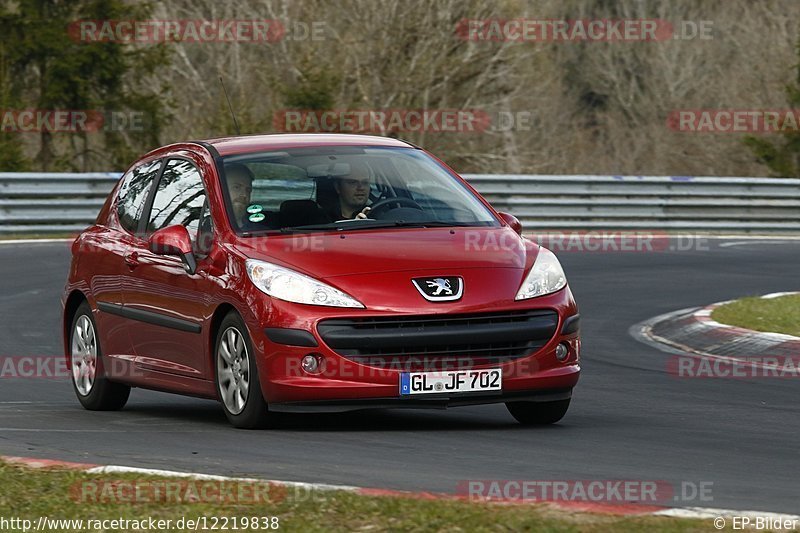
(555, 343, 569, 362)
(301, 354, 323, 374)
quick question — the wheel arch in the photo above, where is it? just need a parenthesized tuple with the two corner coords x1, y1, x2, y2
(207, 303, 239, 379)
(63, 290, 89, 359)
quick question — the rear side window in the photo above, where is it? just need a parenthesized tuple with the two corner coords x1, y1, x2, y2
(146, 159, 207, 245)
(116, 160, 161, 234)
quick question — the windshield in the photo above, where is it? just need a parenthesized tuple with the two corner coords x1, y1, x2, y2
(218, 146, 498, 234)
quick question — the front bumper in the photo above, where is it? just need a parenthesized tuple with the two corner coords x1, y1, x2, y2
(269, 388, 574, 413)
(246, 285, 581, 409)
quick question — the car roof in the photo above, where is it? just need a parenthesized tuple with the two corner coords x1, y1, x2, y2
(196, 133, 415, 157)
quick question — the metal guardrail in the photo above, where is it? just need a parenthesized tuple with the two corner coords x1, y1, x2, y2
(1, 173, 799, 234)
(466, 175, 800, 233)
(0, 173, 120, 234)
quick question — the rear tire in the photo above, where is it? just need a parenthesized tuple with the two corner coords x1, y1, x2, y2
(506, 398, 570, 425)
(215, 312, 275, 429)
(69, 302, 130, 411)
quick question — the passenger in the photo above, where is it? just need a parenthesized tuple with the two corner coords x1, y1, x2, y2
(225, 163, 254, 225)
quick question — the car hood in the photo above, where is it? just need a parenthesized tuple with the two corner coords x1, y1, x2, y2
(232, 226, 537, 279)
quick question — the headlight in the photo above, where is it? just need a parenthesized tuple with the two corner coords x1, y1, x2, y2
(515, 247, 567, 300)
(245, 259, 365, 308)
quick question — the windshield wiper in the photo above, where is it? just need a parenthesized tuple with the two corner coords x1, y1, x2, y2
(278, 220, 389, 233)
(278, 220, 486, 233)
(393, 221, 481, 228)
(240, 220, 490, 236)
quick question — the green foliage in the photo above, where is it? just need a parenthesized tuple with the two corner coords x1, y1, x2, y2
(0, 0, 170, 171)
(0, 134, 30, 170)
(744, 38, 800, 177)
(712, 294, 800, 337)
(281, 61, 339, 111)
(0, 7, 30, 170)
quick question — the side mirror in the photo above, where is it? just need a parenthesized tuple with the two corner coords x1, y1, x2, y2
(148, 225, 197, 275)
(498, 212, 522, 235)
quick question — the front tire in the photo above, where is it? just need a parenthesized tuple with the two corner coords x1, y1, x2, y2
(506, 398, 570, 425)
(215, 312, 274, 429)
(69, 302, 130, 410)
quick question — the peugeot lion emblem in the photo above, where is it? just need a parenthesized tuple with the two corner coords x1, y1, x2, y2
(412, 276, 464, 302)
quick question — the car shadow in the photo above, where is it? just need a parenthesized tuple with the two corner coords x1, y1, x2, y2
(273, 409, 517, 431)
(120, 400, 570, 432)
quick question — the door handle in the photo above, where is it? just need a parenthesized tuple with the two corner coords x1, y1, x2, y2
(124, 251, 139, 269)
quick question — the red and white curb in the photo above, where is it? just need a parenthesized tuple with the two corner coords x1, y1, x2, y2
(3, 455, 799, 522)
(634, 292, 800, 370)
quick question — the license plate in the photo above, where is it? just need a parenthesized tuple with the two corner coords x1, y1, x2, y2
(400, 368, 502, 395)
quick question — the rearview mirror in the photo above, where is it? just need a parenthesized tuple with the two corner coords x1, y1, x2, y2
(148, 225, 197, 275)
(306, 162, 351, 178)
(498, 212, 522, 235)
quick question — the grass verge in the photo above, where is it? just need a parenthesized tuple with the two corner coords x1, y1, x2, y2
(711, 294, 800, 337)
(0, 460, 720, 532)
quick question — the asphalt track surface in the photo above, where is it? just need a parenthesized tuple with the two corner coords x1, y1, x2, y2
(0, 238, 798, 513)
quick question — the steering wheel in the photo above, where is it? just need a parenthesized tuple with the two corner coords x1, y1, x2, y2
(367, 197, 424, 218)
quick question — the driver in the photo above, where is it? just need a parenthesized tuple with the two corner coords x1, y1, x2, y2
(331, 160, 373, 220)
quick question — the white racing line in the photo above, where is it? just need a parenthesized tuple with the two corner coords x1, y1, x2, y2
(653, 507, 800, 521)
(718, 241, 797, 247)
(0, 238, 74, 245)
(762, 291, 799, 299)
(701, 235, 800, 240)
(86, 465, 360, 492)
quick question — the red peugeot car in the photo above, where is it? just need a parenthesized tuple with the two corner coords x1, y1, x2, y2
(62, 134, 580, 428)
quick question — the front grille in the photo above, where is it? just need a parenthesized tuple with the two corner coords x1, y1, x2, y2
(317, 309, 558, 369)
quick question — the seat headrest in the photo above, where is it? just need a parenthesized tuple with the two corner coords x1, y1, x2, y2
(279, 199, 330, 227)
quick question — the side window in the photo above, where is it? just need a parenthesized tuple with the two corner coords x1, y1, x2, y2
(116, 160, 161, 234)
(195, 199, 214, 256)
(146, 159, 207, 248)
